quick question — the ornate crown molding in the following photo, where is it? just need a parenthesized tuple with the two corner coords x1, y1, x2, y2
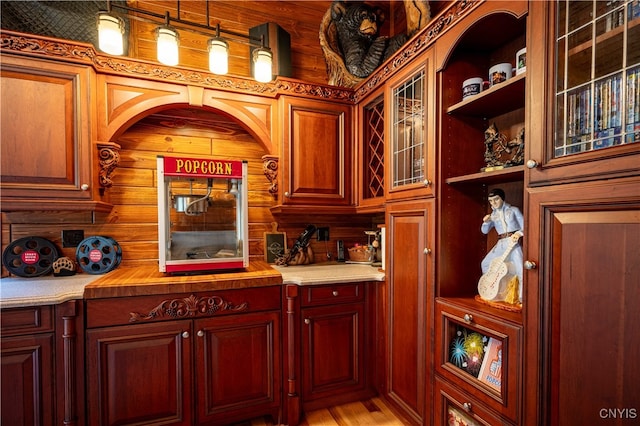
(129, 294, 249, 322)
(1, 30, 354, 102)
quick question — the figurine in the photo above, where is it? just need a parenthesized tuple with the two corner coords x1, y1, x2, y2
(482, 123, 525, 171)
(478, 188, 524, 304)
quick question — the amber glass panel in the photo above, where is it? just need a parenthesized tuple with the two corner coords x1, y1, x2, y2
(392, 69, 425, 188)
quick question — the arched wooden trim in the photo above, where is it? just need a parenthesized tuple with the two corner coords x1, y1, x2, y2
(97, 74, 277, 154)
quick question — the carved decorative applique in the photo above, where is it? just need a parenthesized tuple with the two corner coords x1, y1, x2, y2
(129, 294, 249, 322)
(262, 155, 278, 196)
(97, 141, 121, 190)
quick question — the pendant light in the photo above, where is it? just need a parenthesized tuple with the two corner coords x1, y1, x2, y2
(156, 21, 179, 66)
(208, 28, 229, 75)
(252, 47, 273, 83)
(97, 12, 124, 55)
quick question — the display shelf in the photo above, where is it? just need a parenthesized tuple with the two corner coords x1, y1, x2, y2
(447, 73, 526, 117)
(445, 165, 524, 185)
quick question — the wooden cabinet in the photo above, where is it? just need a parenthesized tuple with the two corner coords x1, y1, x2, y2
(85, 287, 281, 426)
(522, 2, 640, 425)
(384, 200, 434, 424)
(0, 54, 114, 212)
(432, 2, 528, 425)
(300, 283, 374, 408)
(435, 298, 522, 423)
(277, 96, 353, 212)
(524, 180, 640, 425)
(385, 50, 436, 201)
(356, 86, 386, 212)
(282, 282, 377, 425)
(1, 301, 84, 426)
(527, 0, 640, 186)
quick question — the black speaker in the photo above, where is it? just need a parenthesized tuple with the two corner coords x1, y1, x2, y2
(249, 22, 292, 78)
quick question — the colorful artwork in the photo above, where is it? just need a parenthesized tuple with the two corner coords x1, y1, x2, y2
(448, 327, 491, 379)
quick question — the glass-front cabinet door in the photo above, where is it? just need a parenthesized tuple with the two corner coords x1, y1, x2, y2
(386, 51, 435, 200)
(528, 0, 640, 184)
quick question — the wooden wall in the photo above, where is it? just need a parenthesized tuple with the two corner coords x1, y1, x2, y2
(1, 107, 380, 275)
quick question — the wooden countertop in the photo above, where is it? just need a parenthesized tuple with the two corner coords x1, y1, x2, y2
(83, 261, 282, 299)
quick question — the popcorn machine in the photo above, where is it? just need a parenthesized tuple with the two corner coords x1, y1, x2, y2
(157, 156, 249, 274)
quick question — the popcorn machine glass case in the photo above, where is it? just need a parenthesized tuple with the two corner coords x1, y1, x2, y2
(157, 156, 249, 274)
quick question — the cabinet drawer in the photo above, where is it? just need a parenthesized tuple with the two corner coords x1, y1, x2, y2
(0, 305, 54, 336)
(301, 283, 364, 307)
(86, 286, 282, 328)
(435, 298, 522, 422)
(434, 376, 514, 426)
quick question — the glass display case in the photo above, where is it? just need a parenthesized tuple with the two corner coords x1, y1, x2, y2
(157, 155, 248, 274)
(554, 0, 640, 156)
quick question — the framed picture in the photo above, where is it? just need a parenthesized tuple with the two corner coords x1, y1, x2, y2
(264, 223, 287, 264)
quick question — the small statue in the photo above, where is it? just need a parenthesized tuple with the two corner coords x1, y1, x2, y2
(477, 188, 524, 304)
(482, 123, 525, 171)
(320, 0, 431, 87)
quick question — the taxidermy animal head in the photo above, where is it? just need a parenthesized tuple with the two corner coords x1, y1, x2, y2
(320, 0, 431, 88)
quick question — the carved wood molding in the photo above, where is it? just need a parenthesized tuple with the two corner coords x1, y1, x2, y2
(97, 141, 121, 190)
(0, 30, 354, 102)
(129, 294, 249, 322)
(262, 155, 279, 197)
(354, 0, 481, 102)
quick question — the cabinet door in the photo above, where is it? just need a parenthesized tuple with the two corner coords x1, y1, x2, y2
(86, 321, 192, 426)
(301, 303, 365, 403)
(525, 181, 640, 425)
(280, 96, 352, 208)
(527, 1, 640, 185)
(384, 200, 435, 424)
(357, 87, 386, 211)
(0, 55, 108, 211)
(194, 311, 281, 425)
(385, 50, 436, 201)
(1, 333, 55, 426)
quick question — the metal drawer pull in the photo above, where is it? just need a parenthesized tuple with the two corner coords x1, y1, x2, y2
(525, 260, 537, 270)
(197, 330, 204, 337)
(332, 290, 339, 296)
(304, 318, 310, 324)
(463, 402, 472, 412)
(181, 331, 190, 338)
(463, 314, 473, 324)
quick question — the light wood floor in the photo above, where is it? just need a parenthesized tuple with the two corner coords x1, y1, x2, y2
(237, 397, 411, 425)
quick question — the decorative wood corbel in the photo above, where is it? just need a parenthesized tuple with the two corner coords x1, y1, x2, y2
(97, 141, 121, 192)
(262, 155, 279, 197)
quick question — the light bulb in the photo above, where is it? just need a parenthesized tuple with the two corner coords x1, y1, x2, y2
(156, 26, 179, 66)
(208, 37, 229, 75)
(253, 48, 273, 83)
(97, 12, 124, 55)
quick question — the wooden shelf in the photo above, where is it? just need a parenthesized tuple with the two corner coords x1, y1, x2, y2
(447, 73, 526, 117)
(445, 165, 524, 185)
